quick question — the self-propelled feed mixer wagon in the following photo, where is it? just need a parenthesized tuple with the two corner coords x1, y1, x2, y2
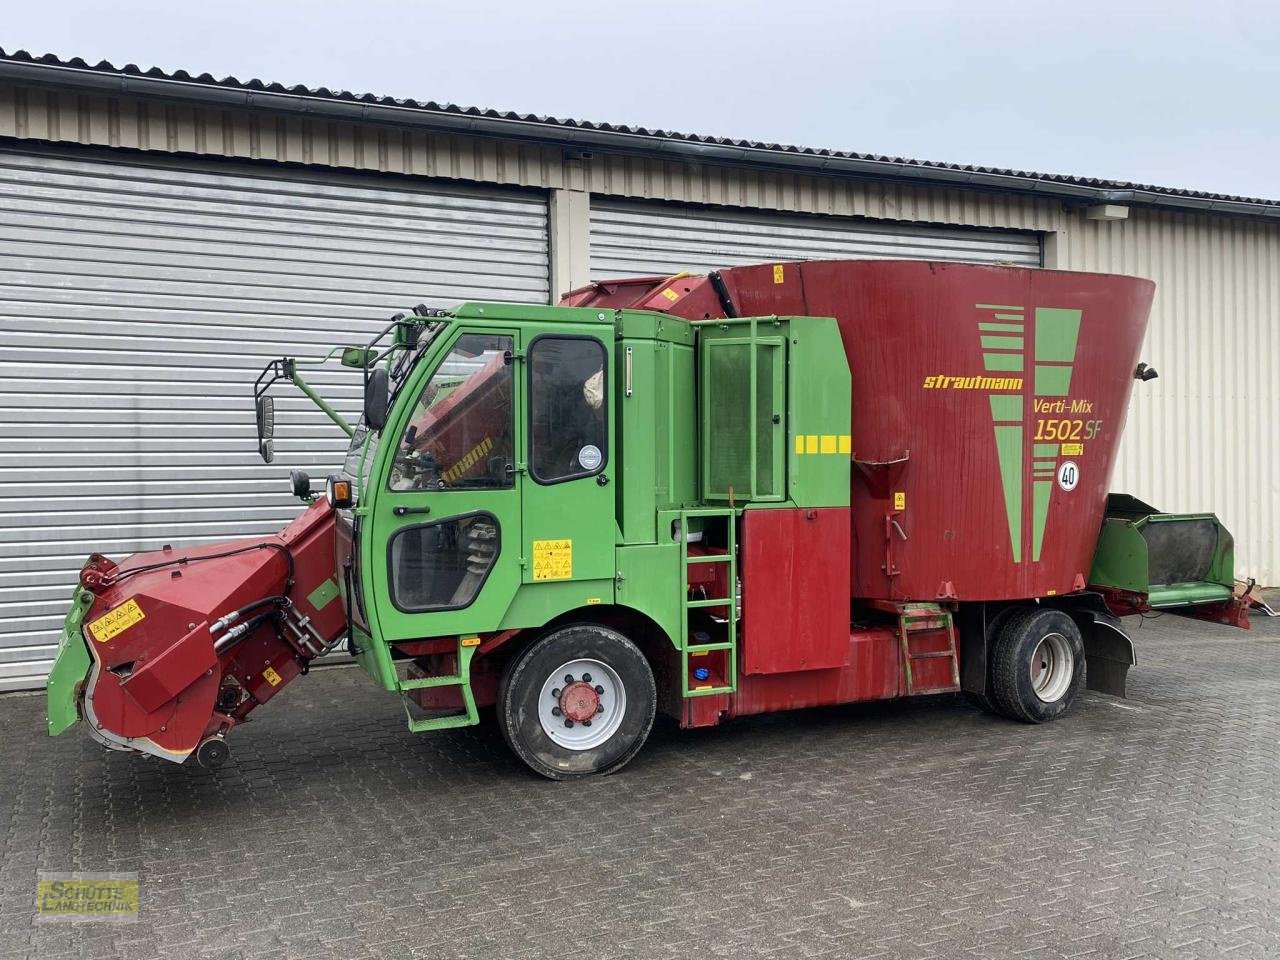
(46, 260, 1265, 779)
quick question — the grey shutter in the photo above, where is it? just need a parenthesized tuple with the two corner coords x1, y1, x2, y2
(590, 198, 1041, 278)
(0, 145, 549, 690)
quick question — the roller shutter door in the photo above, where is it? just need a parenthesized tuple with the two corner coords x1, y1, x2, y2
(590, 198, 1041, 278)
(0, 145, 549, 691)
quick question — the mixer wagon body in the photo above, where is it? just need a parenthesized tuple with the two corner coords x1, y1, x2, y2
(45, 260, 1259, 779)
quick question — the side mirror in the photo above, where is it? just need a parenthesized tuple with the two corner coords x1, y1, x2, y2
(364, 367, 390, 431)
(341, 346, 380, 368)
(255, 395, 275, 463)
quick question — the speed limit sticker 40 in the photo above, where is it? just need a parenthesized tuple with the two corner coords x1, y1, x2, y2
(1057, 460, 1080, 492)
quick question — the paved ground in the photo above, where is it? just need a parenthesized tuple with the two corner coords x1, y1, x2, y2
(1, 611, 1279, 960)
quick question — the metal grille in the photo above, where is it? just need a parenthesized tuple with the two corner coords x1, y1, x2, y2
(589, 199, 1042, 278)
(0, 145, 549, 691)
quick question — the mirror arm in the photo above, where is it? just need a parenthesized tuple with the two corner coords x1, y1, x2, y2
(291, 370, 354, 437)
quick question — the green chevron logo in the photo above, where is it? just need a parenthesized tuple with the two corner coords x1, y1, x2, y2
(977, 303, 1082, 563)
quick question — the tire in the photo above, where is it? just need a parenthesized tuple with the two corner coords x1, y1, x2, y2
(989, 608, 1085, 723)
(498, 623, 656, 780)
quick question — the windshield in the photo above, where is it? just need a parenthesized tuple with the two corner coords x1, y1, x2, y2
(388, 333, 515, 492)
(341, 420, 380, 494)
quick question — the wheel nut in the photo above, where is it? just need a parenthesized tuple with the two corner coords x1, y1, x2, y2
(582, 673, 592, 682)
(552, 707, 562, 717)
(552, 688, 561, 698)
(565, 674, 574, 684)
(594, 685, 604, 695)
(596, 704, 604, 714)
(564, 718, 574, 728)
(582, 720, 591, 727)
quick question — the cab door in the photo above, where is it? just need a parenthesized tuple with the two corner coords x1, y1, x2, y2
(368, 328, 522, 641)
(521, 330, 615, 585)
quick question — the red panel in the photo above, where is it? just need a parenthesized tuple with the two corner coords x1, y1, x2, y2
(742, 508, 851, 674)
(609, 260, 1156, 604)
(730, 627, 900, 718)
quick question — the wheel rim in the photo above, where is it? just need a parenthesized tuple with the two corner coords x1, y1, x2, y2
(1030, 632, 1074, 703)
(537, 658, 627, 751)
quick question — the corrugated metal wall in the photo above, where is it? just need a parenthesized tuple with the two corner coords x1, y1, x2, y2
(589, 198, 1041, 279)
(1058, 209, 1279, 586)
(0, 78, 1274, 611)
(0, 144, 548, 691)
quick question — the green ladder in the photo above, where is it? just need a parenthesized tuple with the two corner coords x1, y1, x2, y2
(896, 603, 960, 695)
(678, 508, 739, 697)
(395, 635, 481, 731)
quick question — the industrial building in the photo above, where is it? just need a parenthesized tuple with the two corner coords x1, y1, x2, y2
(0, 49, 1275, 691)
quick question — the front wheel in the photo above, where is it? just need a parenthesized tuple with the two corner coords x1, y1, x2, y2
(990, 608, 1085, 723)
(498, 623, 656, 780)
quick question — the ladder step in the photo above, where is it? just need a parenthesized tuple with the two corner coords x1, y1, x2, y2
(686, 553, 731, 564)
(687, 641, 735, 652)
(687, 597, 733, 609)
(398, 675, 465, 690)
(907, 650, 955, 660)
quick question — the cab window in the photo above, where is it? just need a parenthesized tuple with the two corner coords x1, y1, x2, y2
(388, 334, 514, 491)
(388, 514, 498, 611)
(529, 337, 607, 484)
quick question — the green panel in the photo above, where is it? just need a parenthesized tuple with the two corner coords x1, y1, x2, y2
(1147, 582, 1233, 608)
(984, 353, 1024, 372)
(993, 425, 1023, 562)
(497, 578, 618, 629)
(47, 586, 94, 735)
(615, 543, 682, 650)
(616, 336, 696, 544)
(1033, 307, 1082, 362)
(979, 322, 1025, 333)
(698, 318, 788, 503)
(1031, 479, 1053, 562)
(989, 395, 1023, 422)
(1088, 519, 1149, 594)
(1033, 443, 1059, 457)
(980, 335, 1024, 350)
(784, 316, 852, 509)
(307, 577, 340, 611)
(1034, 364, 1074, 396)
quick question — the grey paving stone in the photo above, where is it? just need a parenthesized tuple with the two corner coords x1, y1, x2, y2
(0, 612, 1277, 959)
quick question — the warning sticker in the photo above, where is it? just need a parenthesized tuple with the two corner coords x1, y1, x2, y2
(87, 599, 145, 644)
(532, 539, 573, 581)
(773, 264, 785, 284)
(262, 666, 282, 687)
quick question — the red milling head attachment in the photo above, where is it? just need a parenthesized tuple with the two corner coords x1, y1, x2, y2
(72, 500, 346, 766)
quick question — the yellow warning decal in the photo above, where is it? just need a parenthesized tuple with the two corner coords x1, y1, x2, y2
(460, 635, 482, 647)
(773, 264, 785, 284)
(262, 666, 282, 687)
(795, 434, 851, 455)
(1061, 442, 1084, 456)
(87, 598, 145, 644)
(532, 539, 573, 581)
(661, 288, 680, 302)
(586, 598, 602, 605)
(894, 491, 906, 511)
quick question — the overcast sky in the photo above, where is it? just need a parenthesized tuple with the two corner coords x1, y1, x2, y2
(5, 0, 1278, 199)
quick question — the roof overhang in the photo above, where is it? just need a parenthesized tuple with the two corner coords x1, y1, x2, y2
(1, 53, 1277, 222)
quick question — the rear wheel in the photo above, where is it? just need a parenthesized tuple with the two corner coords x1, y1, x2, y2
(990, 608, 1085, 723)
(498, 623, 656, 780)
